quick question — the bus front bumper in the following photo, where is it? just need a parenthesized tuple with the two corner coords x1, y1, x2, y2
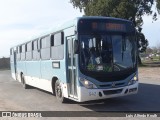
(77, 82, 138, 102)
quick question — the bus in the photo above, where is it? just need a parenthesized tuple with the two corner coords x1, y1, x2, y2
(10, 16, 138, 103)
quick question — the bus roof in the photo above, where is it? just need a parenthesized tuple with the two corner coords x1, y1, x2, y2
(11, 16, 132, 48)
(77, 16, 131, 23)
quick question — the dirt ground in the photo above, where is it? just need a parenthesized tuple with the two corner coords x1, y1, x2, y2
(138, 67, 160, 84)
(0, 69, 160, 120)
(139, 67, 160, 79)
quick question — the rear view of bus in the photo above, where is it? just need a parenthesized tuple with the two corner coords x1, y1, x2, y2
(74, 17, 138, 102)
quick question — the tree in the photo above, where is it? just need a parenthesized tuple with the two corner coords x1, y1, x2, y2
(137, 31, 148, 64)
(70, 0, 156, 64)
(157, 41, 160, 50)
(146, 47, 153, 55)
(70, 0, 154, 25)
(156, 41, 160, 60)
(157, 0, 160, 13)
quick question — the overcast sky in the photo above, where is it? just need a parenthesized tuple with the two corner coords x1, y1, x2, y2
(0, 0, 160, 58)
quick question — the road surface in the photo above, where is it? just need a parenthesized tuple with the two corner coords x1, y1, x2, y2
(0, 67, 160, 119)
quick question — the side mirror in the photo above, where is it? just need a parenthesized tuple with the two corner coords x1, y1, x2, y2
(74, 40, 79, 54)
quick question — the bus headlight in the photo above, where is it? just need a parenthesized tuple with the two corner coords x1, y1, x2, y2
(79, 78, 97, 89)
(128, 75, 138, 85)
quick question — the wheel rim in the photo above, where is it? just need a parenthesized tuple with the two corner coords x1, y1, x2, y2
(56, 82, 62, 98)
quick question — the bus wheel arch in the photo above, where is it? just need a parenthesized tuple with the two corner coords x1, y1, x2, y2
(20, 73, 28, 89)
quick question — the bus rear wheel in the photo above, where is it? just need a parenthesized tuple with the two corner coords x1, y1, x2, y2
(21, 74, 29, 89)
(55, 80, 67, 103)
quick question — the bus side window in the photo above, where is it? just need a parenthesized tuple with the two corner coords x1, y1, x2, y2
(21, 44, 26, 61)
(41, 35, 50, 60)
(51, 35, 54, 46)
(26, 42, 32, 61)
(32, 39, 40, 60)
(51, 32, 64, 60)
(17, 46, 21, 61)
(54, 32, 64, 46)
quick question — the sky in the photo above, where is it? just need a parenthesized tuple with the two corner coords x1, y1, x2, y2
(0, 0, 160, 58)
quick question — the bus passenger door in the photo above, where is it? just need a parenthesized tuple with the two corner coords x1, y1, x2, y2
(67, 36, 77, 98)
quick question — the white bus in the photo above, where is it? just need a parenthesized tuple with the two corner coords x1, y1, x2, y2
(10, 16, 138, 103)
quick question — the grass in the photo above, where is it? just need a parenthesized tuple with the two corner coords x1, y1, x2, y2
(138, 64, 148, 67)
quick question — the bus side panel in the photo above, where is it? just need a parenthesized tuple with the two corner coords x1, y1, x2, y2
(39, 60, 53, 92)
(16, 61, 26, 82)
(40, 60, 52, 80)
(25, 61, 41, 87)
(26, 61, 41, 78)
(39, 27, 75, 95)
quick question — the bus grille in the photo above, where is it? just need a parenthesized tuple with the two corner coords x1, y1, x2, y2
(103, 89, 123, 95)
(99, 82, 125, 88)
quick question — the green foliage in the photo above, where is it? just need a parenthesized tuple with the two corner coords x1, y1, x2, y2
(87, 64, 95, 71)
(70, 0, 154, 28)
(157, 0, 160, 13)
(137, 32, 148, 53)
(103, 65, 112, 72)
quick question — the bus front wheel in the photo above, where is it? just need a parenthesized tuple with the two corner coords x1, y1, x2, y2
(55, 80, 67, 103)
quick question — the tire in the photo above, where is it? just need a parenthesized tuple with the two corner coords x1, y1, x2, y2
(55, 80, 67, 103)
(21, 74, 29, 89)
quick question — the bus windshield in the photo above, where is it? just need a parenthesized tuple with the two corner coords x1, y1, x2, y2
(79, 34, 136, 73)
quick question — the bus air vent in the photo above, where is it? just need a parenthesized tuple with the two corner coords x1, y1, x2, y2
(103, 89, 123, 95)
